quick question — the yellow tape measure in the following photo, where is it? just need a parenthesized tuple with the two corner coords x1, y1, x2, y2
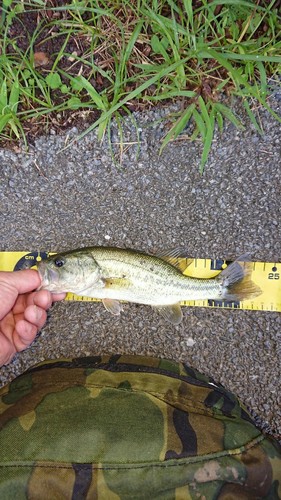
(0, 251, 280, 312)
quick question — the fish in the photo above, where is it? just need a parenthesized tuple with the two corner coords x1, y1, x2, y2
(37, 246, 262, 325)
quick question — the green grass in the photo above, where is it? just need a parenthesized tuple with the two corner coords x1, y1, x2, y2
(0, 0, 280, 171)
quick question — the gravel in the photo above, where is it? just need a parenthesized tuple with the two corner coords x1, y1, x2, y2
(0, 95, 280, 441)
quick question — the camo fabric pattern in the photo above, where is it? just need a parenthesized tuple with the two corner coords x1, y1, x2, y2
(0, 354, 280, 499)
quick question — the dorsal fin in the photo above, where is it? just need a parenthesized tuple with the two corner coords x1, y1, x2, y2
(156, 247, 192, 273)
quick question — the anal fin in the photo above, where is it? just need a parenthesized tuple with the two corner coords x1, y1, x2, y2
(153, 303, 183, 325)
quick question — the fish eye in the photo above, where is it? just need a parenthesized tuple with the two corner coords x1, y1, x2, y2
(54, 257, 65, 268)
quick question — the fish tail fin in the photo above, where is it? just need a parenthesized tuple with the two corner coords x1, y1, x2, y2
(217, 255, 262, 301)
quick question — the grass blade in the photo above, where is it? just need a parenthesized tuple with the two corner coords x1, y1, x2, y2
(217, 53, 281, 64)
(8, 80, 20, 112)
(66, 55, 193, 147)
(71, 75, 107, 111)
(0, 79, 8, 110)
(144, 90, 196, 100)
(160, 103, 196, 153)
(192, 108, 206, 138)
(0, 113, 13, 133)
(215, 110, 224, 133)
(213, 102, 244, 129)
(242, 99, 263, 134)
(200, 106, 215, 174)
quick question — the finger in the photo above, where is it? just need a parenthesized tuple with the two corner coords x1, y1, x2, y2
(0, 311, 15, 339)
(51, 292, 66, 302)
(0, 270, 40, 294)
(28, 290, 66, 309)
(13, 320, 38, 351)
(12, 290, 66, 316)
(24, 305, 47, 330)
(28, 290, 53, 310)
(34, 290, 66, 307)
(0, 333, 15, 366)
(0, 270, 41, 320)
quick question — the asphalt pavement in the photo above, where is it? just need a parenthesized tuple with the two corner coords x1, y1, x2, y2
(0, 96, 280, 440)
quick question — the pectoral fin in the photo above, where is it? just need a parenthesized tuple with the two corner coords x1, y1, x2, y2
(102, 298, 122, 316)
(153, 303, 183, 325)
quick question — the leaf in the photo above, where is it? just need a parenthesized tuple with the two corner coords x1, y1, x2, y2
(27, 0, 45, 4)
(200, 107, 215, 174)
(3, 0, 13, 9)
(133, 62, 168, 72)
(70, 76, 84, 91)
(196, 48, 274, 97)
(243, 99, 263, 134)
(60, 84, 69, 94)
(69, 55, 199, 144)
(198, 96, 211, 126)
(71, 75, 107, 111)
(0, 79, 8, 109)
(256, 61, 267, 95)
(0, 0, 13, 28)
(215, 110, 224, 133)
(67, 96, 82, 109)
(244, 60, 254, 79)
(123, 20, 143, 63)
(209, 0, 268, 8)
(160, 103, 196, 152)
(145, 90, 196, 100)
(182, 0, 194, 28)
(0, 113, 13, 133)
(213, 102, 244, 129)
(195, 98, 216, 173)
(97, 117, 108, 141)
(192, 108, 206, 138)
(151, 34, 162, 54)
(8, 80, 20, 112)
(46, 72, 62, 90)
(151, 34, 170, 61)
(173, 104, 195, 137)
(9, 119, 20, 138)
(217, 51, 281, 64)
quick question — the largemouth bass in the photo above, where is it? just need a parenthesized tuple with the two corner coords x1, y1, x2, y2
(37, 247, 261, 324)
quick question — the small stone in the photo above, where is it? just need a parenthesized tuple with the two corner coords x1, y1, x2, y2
(185, 338, 196, 347)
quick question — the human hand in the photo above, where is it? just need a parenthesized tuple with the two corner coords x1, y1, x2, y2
(0, 270, 65, 366)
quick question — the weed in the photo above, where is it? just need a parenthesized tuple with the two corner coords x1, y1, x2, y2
(0, 0, 280, 170)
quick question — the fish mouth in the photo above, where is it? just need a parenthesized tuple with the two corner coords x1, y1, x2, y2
(37, 263, 62, 292)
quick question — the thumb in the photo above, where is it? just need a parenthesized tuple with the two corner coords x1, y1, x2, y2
(0, 270, 41, 320)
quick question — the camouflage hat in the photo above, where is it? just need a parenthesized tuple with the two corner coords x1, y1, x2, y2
(0, 354, 280, 499)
